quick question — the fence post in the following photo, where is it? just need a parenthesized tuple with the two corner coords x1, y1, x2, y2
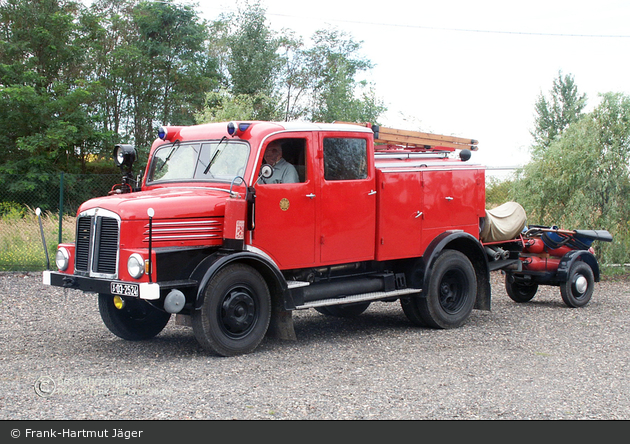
(58, 172, 64, 245)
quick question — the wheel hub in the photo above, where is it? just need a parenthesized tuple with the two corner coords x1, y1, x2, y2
(573, 275, 588, 294)
(221, 290, 256, 336)
(439, 271, 464, 313)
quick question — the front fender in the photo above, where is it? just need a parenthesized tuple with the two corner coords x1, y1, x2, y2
(190, 250, 292, 309)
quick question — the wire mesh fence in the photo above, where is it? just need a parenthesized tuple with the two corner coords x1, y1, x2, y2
(0, 173, 120, 271)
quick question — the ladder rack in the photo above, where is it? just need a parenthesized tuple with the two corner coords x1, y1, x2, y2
(334, 122, 478, 152)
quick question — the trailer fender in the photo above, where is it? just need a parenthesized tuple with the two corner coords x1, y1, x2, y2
(418, 231, 491, 311)
(557, 250, 601, 283)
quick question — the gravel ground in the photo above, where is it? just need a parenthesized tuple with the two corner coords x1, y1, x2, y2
(1, 270, 629, 420)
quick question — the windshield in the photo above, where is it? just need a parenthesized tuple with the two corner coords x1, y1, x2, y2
(148, 140, 250, 183)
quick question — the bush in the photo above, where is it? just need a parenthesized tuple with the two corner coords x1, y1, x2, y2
(0, 201, 28, 219)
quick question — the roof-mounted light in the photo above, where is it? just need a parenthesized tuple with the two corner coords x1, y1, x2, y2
(157, 125, 183, 142)
(227, 121, 252, 137)
(158, 126, 168, 140)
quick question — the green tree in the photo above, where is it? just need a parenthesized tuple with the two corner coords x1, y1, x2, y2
(512, 92, 630, 264)
(77, 0, 220, 163)
(305, 27, 385, 123)
(0, 0, 110, 175)
(203, 3, 385, 124)
(209, 0, 282, 121)
(195, 87, 277, 123)
(531, 71, 587, 154)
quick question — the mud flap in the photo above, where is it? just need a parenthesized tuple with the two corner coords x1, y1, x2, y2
(266, 298, 297, 341)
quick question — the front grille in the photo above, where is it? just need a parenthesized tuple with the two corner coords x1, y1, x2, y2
(95, 218, 119, 274)
(75, 217, 92, 272)
(74, 210, 120, 277)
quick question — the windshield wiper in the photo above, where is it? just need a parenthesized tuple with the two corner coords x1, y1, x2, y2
(203, 136, 227, 175)
(157, 140, 181, 173)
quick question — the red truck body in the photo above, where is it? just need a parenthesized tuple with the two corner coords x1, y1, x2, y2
(42, 121, 505, 356)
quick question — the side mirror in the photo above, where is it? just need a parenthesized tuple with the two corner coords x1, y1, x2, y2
(260, 164, 273, 179)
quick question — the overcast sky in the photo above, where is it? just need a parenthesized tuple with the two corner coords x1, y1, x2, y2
(193, 0, 630, 172)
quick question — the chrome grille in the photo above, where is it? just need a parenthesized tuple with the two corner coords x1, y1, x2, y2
(95, 217, 119, 274)
(74, 209, 120, 278)
(75, 216, 92, 272)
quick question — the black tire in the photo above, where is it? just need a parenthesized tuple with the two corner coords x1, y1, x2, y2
(560, 261, 595, 308)
(192, 263, 271, 357)
(505, 274, 538, 303)
(98, 294, 171, 341)
(315, 302, 371, 317)
(403, 250, 477, 329)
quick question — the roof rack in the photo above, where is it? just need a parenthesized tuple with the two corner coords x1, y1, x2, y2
(333, 122, 478, 152)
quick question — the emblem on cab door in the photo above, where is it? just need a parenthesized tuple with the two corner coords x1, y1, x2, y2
(279, 198, 290, 211)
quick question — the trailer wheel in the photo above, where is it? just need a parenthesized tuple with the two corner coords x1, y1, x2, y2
(404, 250, 477, 329)
(505, 274, 538, 303)
(192, 263, 271, 356)
(560, 261, 595, 308)
(315, 302, 371, 317)
(98, 294, 171, 341)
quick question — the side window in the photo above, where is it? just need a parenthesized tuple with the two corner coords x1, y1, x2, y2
(323, 138, 368, 181)
(260, 138, 306, 184)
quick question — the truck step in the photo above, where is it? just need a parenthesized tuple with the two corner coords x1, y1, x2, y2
(294, 288, 421, 310)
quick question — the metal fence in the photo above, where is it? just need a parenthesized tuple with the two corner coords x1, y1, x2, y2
(0, 173, 119, 271)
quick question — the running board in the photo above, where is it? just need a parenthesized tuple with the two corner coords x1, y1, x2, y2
(294, 288, 422, 310)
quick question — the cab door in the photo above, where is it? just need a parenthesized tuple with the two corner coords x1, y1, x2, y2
(318, 133, 376, 264)
(250, 134, 317, 269)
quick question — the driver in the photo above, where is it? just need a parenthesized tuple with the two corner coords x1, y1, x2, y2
(259, 141, 299, 184)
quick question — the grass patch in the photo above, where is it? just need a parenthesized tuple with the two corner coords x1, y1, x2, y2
(0, 207, 75, 271)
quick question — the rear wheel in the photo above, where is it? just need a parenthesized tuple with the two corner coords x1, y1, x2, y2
(505, 274, 538, 303)
(192, 264, 271, 356)
(560, 261, 594, 308)
(98, 294, 171, 340)
(402, 250, 477, 329)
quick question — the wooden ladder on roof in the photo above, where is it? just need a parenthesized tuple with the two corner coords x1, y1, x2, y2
(334, 122, 478, 151)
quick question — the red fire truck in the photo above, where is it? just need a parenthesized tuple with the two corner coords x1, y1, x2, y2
(42, 121, 611, 356)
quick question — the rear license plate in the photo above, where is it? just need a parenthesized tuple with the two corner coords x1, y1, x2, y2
(110, 282, 139, 297)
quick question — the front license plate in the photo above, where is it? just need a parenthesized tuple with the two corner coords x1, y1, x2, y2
(110, 282, 139, 297)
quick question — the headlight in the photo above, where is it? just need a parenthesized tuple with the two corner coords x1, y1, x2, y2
(127, 254, 145, 279)
(55, 247, 70, 271)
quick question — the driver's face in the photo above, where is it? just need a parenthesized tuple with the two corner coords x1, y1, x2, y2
(264, 144, 282, 165)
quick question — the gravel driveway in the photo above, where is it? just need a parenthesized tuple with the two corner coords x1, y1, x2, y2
(1, 270, 629, 420)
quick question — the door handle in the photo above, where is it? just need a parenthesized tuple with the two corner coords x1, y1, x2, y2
(368, 190, 377, 196)
(306, 193, 316, 199)
(415, 211, 424, 219)
(445, 196, 454, 201)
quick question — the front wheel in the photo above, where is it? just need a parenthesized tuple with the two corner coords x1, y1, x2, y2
(192, 263, 271, 356)
(560, 261, 595, 308)
(98, 294, 171, 340)
(403, 250, 477, 329)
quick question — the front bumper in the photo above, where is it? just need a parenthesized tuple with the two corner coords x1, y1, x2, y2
(43, 271, 161, 300)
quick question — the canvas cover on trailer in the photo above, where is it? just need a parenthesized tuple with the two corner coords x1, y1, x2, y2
(480, 202, 527, 243)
